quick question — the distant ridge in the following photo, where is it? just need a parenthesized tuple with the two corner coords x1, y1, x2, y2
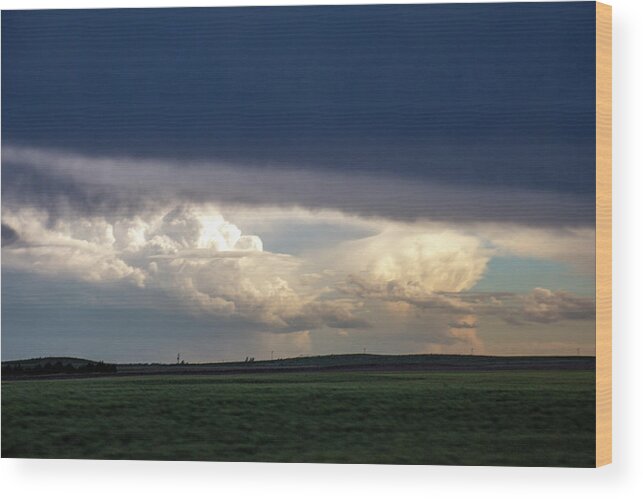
(2, 356, 100, 367)
(4, 352, 596, 367)
(2, 353, 595, 381)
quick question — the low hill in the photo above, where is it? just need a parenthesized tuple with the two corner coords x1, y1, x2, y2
(2, 353, 595, 380)
(118, 353, 595, 376)
(2, 357, 117, 377)
(2, 357, 100, 368)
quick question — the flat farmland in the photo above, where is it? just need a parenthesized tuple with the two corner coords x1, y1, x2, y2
(1, 369, 595, 466)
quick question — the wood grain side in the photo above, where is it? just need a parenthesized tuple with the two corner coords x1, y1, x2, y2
(596, 1, 612, 468)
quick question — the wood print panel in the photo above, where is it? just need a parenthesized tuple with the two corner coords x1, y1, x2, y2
(596, 1, 612, 467)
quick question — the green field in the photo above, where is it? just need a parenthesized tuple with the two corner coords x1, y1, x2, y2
(1, 370, 595, 466)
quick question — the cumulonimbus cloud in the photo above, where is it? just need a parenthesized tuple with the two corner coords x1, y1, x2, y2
(334, 226, 491, 315)
(1, 203, 368, 332)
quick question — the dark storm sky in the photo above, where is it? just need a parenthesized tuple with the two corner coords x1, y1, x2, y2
(2, 2, 595, 196)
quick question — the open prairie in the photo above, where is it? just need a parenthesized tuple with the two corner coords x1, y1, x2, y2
(2, 364, 595, 466)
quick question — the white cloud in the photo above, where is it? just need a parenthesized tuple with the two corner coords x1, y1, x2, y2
(477, 224, 595, 273)
(1, 203, 365, 332)
(1, 207, 146, 286)
(336, 225, 491, 311)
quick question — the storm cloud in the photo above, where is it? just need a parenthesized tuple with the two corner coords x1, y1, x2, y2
(3, 145, 595, 227)
(1, 223, 19, 247)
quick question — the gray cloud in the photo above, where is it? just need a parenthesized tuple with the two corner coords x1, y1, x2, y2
(2, 145, 595, 227)
(456, 288, 595, 326)
(1, 159, 147, 220)
(516, 287, 595, 324)
(448, 318, 478, 329)
(342, 275, 477, 314)
(1, 223, 19, 247)
(341, 274, 595, 328)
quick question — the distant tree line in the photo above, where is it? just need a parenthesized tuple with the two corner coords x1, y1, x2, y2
(2, 361, 117, 376)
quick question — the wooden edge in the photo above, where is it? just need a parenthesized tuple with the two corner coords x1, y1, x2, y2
(596, 1, 612, 468)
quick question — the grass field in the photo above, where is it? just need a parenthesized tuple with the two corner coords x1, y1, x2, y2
(1, 370, 595, 466)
